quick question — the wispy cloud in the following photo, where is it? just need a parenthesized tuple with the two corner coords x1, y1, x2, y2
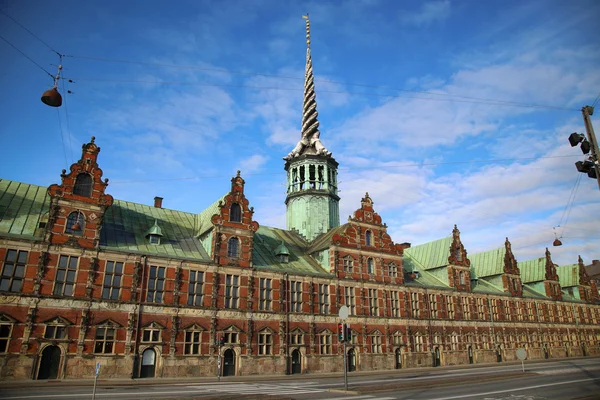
(400, 0, 451, 26)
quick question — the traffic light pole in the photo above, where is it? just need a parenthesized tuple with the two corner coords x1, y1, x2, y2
(343, 338, 348, 391)
(582, 106, 600, 191)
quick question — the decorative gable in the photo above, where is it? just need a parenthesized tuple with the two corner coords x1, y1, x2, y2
(447, 225, 470, 267)
(503, 238, 519, 274)
(46, 137, 114, 249)
(543, 248, 562, 301)
(210, 171, 259, 268)
(447, 225, 471, 292)
(503, 238, 522, 297)
(578, 256, 591, 286)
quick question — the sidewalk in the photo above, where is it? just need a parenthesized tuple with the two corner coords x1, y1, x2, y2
(0, 355, 596, 389)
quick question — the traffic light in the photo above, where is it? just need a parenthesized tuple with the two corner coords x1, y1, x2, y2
(346, 325, 352, 342)
(219, 336, 225, 347)
(338, 323, 344, 341)
(569, 132, 591, 154)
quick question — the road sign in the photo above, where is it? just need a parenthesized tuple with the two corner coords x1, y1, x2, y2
(95, 362, 101, 377)
(338, 305, 349, 321)
(516, 348, 527, 360)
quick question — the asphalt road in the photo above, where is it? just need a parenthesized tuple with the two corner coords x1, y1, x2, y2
(1, 358, 599, 400)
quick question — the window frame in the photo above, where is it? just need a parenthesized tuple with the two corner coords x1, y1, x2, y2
(318, 283, 329, 314)
(0, 249, 27, 293)
(259, 278, 272, 311)
(230, 203, 242, 223)
(319, 332, 332, 355)
(258, 331, 272, 355)
(94, 325, 116, 354)
(225, 274, 240, 309)
(187, 270, 204, 307)
(146, 265, 166, 303)
(102, 261, 123, 300)
(227, 237, 240, 258)
(64, 211, 85, 236)
(53, 255, 78, 296)
(0, 317, 13, 353)
(73, 173, 93, 197)
(184, 327, 203, 355)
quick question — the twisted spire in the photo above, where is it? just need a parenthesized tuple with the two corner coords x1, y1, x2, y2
(301, 15, 320, 140)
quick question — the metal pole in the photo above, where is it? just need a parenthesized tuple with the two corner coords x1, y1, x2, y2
(343, 340, 348, 391)
(92, 374, 97, 400)
(581, 105, 600, 191)
(217, 344, 221, 382)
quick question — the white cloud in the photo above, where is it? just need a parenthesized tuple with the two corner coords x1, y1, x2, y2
(238, 154, 269, 175)
(400, 0, 451, 26)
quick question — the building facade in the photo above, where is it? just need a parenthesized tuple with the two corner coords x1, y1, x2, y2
(0, 17, 599, 381)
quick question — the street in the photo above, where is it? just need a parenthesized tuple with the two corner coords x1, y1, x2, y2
(0, 358, 599, 400)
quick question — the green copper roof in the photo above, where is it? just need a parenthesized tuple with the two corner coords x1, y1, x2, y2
(471, 277, 505, 294)
(145, 220, 163, 237)
(100, 200, 210, 260)
(522, 284, 548, 299)
(307, 224, 345, 253)
(404, 268, 450, 289)
(273, 241, 290, 256)
(403, 236, 451, 271)
(0, 180, 50, 239)
(556, 264, 579, 288)
(195, 194, 227, 237)
(518, 257, 547, 283)
(253, 226, 330, 277)
(470, 247, 505, 278)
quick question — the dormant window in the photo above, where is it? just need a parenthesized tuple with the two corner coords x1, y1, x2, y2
(258, 331, 272, 355)
(230, 203, 241, 222)
(290, 330, 303, 345)
(388, 262, 398, 278)
(227, 237, 240, 258)
(371, 334, 382, 353)
(225, 275, 239, 309)
(318, 284, 329, 314)
(187, 270, 204, 306)
(73, 173, 92, 197)
(65, 212, 84, 235)
(259, 278, 272, 311)
(102, 261, 123, 300)
(54, 255, 78, 296)
(44, 321, 67, 340)
(319, 332, 332, 354)
(343, 256, 353, 273)
(94, 325, 116, 354)
(147, 266, 165, 303)
(0, 249, 27, 293)
(184, 328, 202, 355)
(142, 325, 161, 342)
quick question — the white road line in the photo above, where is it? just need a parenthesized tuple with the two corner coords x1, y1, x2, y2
(325, 396, 377, 400)
(425, 377, 600, 400)
(0, 389, 205, 399)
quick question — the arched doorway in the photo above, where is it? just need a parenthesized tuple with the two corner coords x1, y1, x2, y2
(291, 349, 301, 374)
(433, 347, 441, 367)
(140, 348, 156, 378)
(496, 346, 503, 362)
(347, 348, 356, 372)
(223, 349, 236, 376)
(468, 346, 474, 364)
(395, 348, 402, 369)
(38, 345, 61, 380)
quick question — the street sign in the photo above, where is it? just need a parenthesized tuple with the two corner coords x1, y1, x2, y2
(516, 348, 527, 360)
(338, 305, 349, 321)
(95, 362, 101, 377)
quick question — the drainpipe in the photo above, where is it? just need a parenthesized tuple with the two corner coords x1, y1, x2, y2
(132, 255, 147, 379)
(284, 272, 290, 375)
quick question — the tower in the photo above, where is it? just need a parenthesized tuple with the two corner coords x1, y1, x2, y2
(283, 15, 340, 241)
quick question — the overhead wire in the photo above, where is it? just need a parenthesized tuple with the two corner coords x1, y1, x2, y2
(0, 9, 62, 56)
(0, 34, 55, 78)
(592, 90, 600, 108)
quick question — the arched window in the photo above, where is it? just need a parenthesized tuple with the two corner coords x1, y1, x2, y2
(365, 230, 372, 246)
(230, 203, 241, 222)
(227, 237, 239, 258)
(459, 271, 465, 285)
(367, 258, 374, 274)
(65, 212, 84, 235)
(73, 173, 93, 197)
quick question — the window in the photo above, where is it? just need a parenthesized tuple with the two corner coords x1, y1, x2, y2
(224, 330, 238, 344)
(371, 334, 382, 353)
(73, 173, 92, 197)
(318, 284, 329, 314)
(45, 323, 67, 340)
(429, 294, 437, 318)
(0, 249, 27, 292)
(369, 288, 379, 316)
(225, 275, 240, 309)
(65, 212, 84, 235)
(388, 262, 398, 278)
(260, 278, 272, 311)
(462, 297, 470, 319)
(477, 298, 485, 320)
(527, 303, 535, 322)
(491, 299, 499, 321)
(94, 325, 116, 353)
(291, 281, 302, 313)
(102, 261, 123, 300)
(459, 271, 465, 285)
(365, 230, 372, 246)
(411, 292, 420, 318)
(0, 317, 12, 353)
(392, 333, 403, 346)
(230, 203, 242, 222)
(446, 295, 455, 319)
(184, 328, 202, 355)
(187, 270, 204, 306)
(414, 333, 423, 352)
(54, 255, 78, 296)
(258, 331, 272, 355)
(451, 333, 459, 351)
(142, 325, 161, 342)
(227, 237, 239, 258)
(319, 332, 332, 354)
(390, 291, 400, 317)
(147, 266, 165, 303)
(343, 256, 353, 273)
(290, 330, 304, 345)
(367, 258, 374, 274)
(345, 287, 356, 315)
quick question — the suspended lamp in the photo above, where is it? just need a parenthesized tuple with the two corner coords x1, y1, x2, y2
(41, 62, 63, 107)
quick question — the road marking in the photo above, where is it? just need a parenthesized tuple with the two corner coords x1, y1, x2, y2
(423, 377, 600, 400)
(187, 382, 326, 395)
(0, 389, 206, 399)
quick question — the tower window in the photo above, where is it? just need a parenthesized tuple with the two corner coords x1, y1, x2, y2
(230, 203, 242, 222)
(65, 212, 84, 235)
(228, 237, 240, 258)
(367, 258, 374, 274)
(73, 173, 93, 197)
(365, 230, 372, 246)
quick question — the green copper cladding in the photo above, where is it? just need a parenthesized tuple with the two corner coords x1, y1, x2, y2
(284, 155, 340, 242)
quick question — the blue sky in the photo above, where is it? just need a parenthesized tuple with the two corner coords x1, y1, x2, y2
(1, 0, 599, 265)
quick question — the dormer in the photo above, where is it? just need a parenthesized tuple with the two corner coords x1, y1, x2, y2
(210, 171, 259, 268)
(274, 241, 290, 263)
(145, 220, 163, 245)
(46, 137, 113, 249)
(447, 225, 471, 292)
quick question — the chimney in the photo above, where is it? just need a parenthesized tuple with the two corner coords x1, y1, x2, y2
(154, 196, 163, 208)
